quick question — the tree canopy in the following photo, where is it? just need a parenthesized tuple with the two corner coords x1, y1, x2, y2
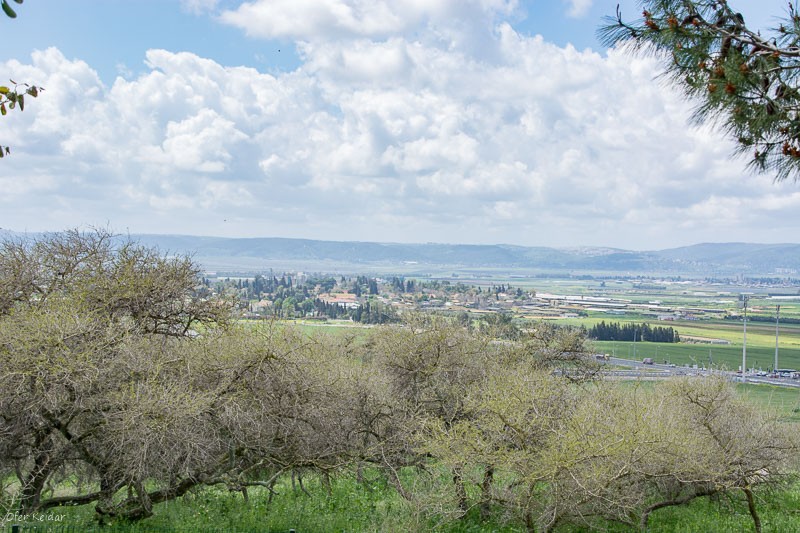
(600, 0, 800, 181)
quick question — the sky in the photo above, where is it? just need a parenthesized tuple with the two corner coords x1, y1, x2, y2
(0, 0, 797, 251)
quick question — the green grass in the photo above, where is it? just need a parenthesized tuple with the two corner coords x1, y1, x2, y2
(737, 383, 800, 422)
(13, 475, 406, 532)
(22, 471, 518, 533)
(581, 312, 800, 371)
(593, 339, 800, 371)
(291, 319, 372, 337)
(20, 471, 800, 533)
(637, 488, 800, 533)
(668, 319, 800, 346)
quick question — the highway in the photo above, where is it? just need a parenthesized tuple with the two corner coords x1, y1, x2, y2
(600, 356, 800, 388)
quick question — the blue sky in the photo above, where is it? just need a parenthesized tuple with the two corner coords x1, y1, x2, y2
(4, 1, 782, 84)
(1, 1, 797, 250)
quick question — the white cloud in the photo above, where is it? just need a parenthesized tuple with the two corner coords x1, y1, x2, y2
(218, 0, 518, 41)
(143, 109, 249, 173)
(564, 0, 593, 18)
(2, 10, 792, 249)
(180, 0, 219, 15)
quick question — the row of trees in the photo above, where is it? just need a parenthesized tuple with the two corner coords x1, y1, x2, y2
(587, 320, 680, 343)
(725, 313, 800, 325)
(0, 230, 795, 531)
(311, 298, 399, 324)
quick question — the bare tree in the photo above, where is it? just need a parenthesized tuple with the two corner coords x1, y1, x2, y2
(0, 229, 234, 518)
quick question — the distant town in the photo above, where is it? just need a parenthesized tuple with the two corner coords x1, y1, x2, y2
(203, 270, 800, 326)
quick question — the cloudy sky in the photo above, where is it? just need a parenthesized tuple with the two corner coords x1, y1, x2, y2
(0, 0, 796, 250)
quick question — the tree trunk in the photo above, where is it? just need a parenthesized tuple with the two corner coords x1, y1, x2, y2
(525, 510, 537, 533)
(452, 466, 468, 514)
(95, 475, 122, 525)
(97, 477, 199, 522)
(297, 473, 310, 496)
(268, 475, 278, 504)
(322, 471, 332, 497)
(19, 440, 57, 513)
(479, 464, 495, 520)
(743, 487, 762, 533)
(382, 465, 412, 501)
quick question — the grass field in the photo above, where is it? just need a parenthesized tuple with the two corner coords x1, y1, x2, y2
(593, 339, 800, 371)
(577, 312, 800, 371)
(737, 382, 800, 422)
(19, 464, 800, 532)
(272, 313, 800, 372)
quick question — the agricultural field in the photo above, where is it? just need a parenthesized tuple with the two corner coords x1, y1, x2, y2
(738, 383, 800, 422)
(497, 276, 800, 372)
(264, 274, 800, 373)
(585, 315, 800, 371)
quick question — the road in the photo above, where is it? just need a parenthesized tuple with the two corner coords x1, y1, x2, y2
(600, 356, 800, 388)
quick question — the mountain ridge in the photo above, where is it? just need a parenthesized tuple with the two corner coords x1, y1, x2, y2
(128, 234, 800, 275)
(2, 230, 796, 275)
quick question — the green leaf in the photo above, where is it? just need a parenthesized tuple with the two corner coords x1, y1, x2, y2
(26, 86, 37, 98)
(13, 0, 22, 4)
(0, 103, 6, 116)
(17, 93, 23, 111)
(2, 1, 17, 18)
(0, 86, 8, 95)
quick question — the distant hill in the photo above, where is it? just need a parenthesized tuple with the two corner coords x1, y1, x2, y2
(125, 235, 800, 276)
(2, 230, 797, 275)
(650, 243, 800, 274)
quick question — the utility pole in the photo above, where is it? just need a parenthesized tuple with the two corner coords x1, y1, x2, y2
(775, 304, 781, 372)
(741, 295, 749, 383)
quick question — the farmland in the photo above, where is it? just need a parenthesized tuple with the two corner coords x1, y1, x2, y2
(251, 272, 800, 374)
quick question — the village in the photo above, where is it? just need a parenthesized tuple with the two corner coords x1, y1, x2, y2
(204, 270, 753, 324)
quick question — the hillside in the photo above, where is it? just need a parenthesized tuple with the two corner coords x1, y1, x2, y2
(3, 230, 796, 275)
(125, 235, 800, 275)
